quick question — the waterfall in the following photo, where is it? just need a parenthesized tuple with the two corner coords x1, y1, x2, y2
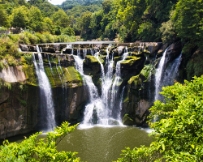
(33, 46, 56, 131)
(101, 45, 114, 115)
(162, 53, 182, 87)
(110, 47, 128, 118)
(73, 45, 130, 126)
(154, 48, 167, 101)
(83, 48, 87, 58)
(47, 55, 54, 75)
(154, 49, 182, 101)
(73, 53, 105, 126)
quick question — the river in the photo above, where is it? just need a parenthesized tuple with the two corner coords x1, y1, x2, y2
(57, 125, 153, 162)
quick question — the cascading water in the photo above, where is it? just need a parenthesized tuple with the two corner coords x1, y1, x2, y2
(154, 48, 168, 101)
(110, 47, 128, 118)
(73, 52, 105, 126)
(33, 46, 56, 131)
(100, 45, 114, 117)
(154, 49, 182, 101)
(162, 53, 182, 87)
(74, 45, 128, 126)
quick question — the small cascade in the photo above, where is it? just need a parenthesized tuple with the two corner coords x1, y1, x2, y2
(138, 43, 144, 54)
(47, 55, 54, 75)
(73, 53, 105, 125)
(95, 51, 105, 78)
(101, 45, 114, 115)
(58, 56, 63, 72)
(55, 63, 63, 84)
(154, 48, 167, 101)
(154, 49, 182, 101)
(162, 53, 182, 87)
(118, 86, 125, 121)
(83, 48, 87, 58)
(33, 46, 56, 131)
(110, 47, 129, 118)
(77, 48, 81, 57)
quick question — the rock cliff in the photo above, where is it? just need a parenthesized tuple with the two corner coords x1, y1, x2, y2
(0, 41, 184, 138)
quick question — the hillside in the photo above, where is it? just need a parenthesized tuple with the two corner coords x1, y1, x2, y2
(60, 0, 103, 10)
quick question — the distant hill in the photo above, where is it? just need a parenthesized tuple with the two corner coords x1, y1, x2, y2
(60, 0, 103, 10)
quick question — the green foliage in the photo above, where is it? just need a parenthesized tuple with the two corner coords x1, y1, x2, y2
(10, 6, 29, 28)
(171, 0, 203, 44)
(51, 10, 70, 28)
(186, 50, 203, 80)
(62, 27, 75, 36)
(0, 80, 12, 90)
(0, 122, 80, 162)
(60, 0, 103, 10)
(160, 19, 176, 43)
(117, 76, 203, 161)
(140, 64, 155, 81)
(28, 6, 44, 32)
(0, 9, 10, 27)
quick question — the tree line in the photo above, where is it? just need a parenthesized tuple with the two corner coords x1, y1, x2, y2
(1, 0, 202, 49)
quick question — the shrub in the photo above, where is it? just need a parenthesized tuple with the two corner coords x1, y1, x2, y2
(0, 122, 80, 162)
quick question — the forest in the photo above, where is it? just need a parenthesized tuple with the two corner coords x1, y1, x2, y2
(0, 0, 203, 161)
(1, 0, 202, 46)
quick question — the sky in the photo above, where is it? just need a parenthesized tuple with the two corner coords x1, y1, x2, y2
(48, 0, 66, 5)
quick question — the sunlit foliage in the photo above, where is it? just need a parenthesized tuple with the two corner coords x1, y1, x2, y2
(0, 122, 80, 162)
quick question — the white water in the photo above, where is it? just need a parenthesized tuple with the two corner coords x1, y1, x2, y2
(162, 53, 182, 86)
(33, 46, 56, 131)
(74, 45, 128, 126)
(110, 47, 129, 117)
(154, 48, 167, 101)
(154, 49, 182, 101)
(73, 54, 105, 125)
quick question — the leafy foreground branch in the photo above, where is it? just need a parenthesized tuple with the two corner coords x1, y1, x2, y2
(116, 76, 203, 162)
(0, 122, 80, 162)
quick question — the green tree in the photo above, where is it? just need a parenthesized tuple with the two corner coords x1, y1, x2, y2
(28, 6, 44, 32)
(42, 17, 54, 34)
(101, 0, 118, 40)
(0, 9, 10, 27)
(171, 0, 203, 44)
(116, 0, 146, 41)
(10, 6, 29, 28)
(79, 11, 92, 40)
(117, 76, 203, 161)
(0, 122, 80, 161)
(51, 10, 70, 28)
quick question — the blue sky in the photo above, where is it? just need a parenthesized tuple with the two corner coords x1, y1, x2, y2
(48, 0, 66, 5)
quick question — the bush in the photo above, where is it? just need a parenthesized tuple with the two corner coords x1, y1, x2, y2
(0, 122, 80, 162)
(116, 76, 203, 161)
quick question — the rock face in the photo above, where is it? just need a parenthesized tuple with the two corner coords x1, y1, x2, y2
(0, 66, 26, 83)
(0, 85, 39, 139)
(0, 41, 184, 139)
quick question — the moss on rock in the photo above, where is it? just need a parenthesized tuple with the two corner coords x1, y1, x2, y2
(44, 66, 83, 88)
(23, 64, 38, 86)
(85, 55, 99, 64)
(140, 64, 154, 81)
(121, 56, 140, 66)
(128, 75, 142, 89)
